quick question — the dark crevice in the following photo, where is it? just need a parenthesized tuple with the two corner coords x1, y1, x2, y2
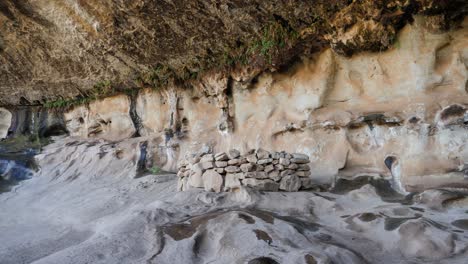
(440, 104, 465, 120)
(248, 257, 279, 264)
(19, 97, 31, 106)
(128, 93, 142, 138)
(384, 156, 396, 171)
(135, 141, 148, 177)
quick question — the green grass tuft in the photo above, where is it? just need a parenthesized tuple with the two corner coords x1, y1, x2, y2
(149, 166, 162, 175)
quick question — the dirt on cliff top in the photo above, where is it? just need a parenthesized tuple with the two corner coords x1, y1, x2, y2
(0, 0, 466, 106)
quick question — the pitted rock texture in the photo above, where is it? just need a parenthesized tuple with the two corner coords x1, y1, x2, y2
(18, 16, 467, 193)
(64, 95, 136, 141)
(0, 1, 466, 105)
(126, 17, 468, 192)
(177, 149, 312, 192)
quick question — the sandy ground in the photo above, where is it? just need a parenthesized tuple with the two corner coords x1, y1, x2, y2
(2, 138, 468, 264)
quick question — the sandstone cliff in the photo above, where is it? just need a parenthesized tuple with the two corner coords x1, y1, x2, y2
(2, 15, 466, 193)
(1, 2, 468, 192)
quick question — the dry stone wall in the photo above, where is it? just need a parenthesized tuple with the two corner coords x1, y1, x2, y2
(177, 149, 312, 192)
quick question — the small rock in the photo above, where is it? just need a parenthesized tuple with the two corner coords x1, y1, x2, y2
(244, 172, 256, 178)
(191, 162, 206, 175)
(246, 154, 258, 163)
(215, 161, 228, 168)
(200, 154, 214, 162)
(264, 164, 274, 173)
(272, 160, 279, 165)
(215, 152, 229, 161)
(202, 170, 223, 192)
(297, 171, 311, 177)
(298, 164, 311, 171)
(225, 173, 243, 190)
(215, 168, 225, 174)
(188, 171, 204, 188)
(240, 163, 255, 172)
(228, 149, 241, 159)
(225, 166, 241, 173)
(257, 158, 273, 165)
(255, 165, 264, 171)
(285, 153, 292, 159)
(291, 157, 309, 164)
(268, 170, 281, 181)
(279, 158, 290, 166)
(242, 178, 279, 191)
(239, 157, 248, 164)
(279, 175, 301, 192)
(288, 163, 299, 170)
(256, 148, 270, 159)
(201, 161, 215, 170)
(228, 159, 240, 165)
(280, 169, 293, 177)
(254, 171, 268, 179)
(275, 164, 285, 171)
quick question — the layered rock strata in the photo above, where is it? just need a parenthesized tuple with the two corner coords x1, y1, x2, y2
(177, 149, 312, 192)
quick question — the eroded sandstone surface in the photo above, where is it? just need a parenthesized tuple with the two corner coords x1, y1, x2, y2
(46, 17, 468, 193)
(2, 138, 468, 263)
(64, 94, 136, 141)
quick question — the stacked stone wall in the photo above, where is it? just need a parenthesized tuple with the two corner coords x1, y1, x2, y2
(177, 149, 312, 192)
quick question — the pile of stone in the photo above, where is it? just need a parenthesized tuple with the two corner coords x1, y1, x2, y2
(177, 149, 313, 192)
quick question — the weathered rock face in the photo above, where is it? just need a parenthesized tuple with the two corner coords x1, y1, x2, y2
(64, 95, 136, 141)
(0, 108, 11, 139)
(1, 16, 466, 193)
(0, 1, 466, 105)
(129, 17, 467, 192)
(0, 107, 66, 139)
